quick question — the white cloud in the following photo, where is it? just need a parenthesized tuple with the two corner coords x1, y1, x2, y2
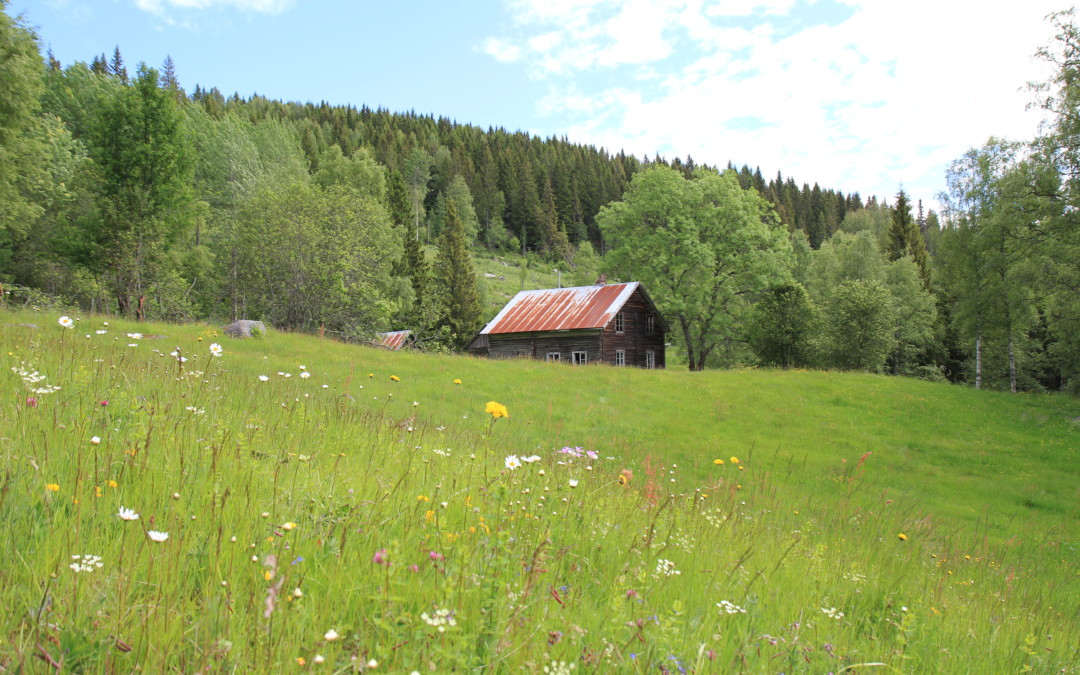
(484, 0, 1064, 210)
(481, 37, 522, 63)
(133, 0, 293, 15)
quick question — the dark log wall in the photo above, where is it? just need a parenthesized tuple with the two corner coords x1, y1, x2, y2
(601, 288, 666, 369)
(487, 330, 603, 364)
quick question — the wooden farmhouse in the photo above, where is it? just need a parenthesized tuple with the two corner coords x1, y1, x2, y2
(467, 282, 667, 368)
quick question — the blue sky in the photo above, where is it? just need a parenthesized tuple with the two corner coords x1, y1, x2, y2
(16, 0, 1066, 211)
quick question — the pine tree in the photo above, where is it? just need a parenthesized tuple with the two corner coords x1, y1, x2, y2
(435, 198, 481, 344)
(886, 188, 931, 283)
(109, 46, 127, 84)
(160, 55, 181, 99)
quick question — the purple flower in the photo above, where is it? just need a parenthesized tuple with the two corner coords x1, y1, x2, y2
(373, 548, 389, 566)
(586, 450, 599, 460)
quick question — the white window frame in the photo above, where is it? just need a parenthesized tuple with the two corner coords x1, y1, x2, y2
(615, 349, 625, 366)
(572, 350, 588, 366)
(645, 350, 656, 369)
(614, 312, 625, 334)
(546, 352, 561, 363)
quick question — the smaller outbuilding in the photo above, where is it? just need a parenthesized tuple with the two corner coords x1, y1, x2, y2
(467, 282, 666, 368)
(374, 330, 414, 351)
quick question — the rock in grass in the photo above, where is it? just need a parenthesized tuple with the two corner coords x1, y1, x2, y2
(221, 320, 267, 339)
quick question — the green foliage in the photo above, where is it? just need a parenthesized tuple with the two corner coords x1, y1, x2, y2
(749, 281, 816, 368)
(227, 182, 400, 335)
(313, 145, 385, 202)
(600, 166, 793, 370)
(825, 279, 895, 371)
(885, 189, 931, 284)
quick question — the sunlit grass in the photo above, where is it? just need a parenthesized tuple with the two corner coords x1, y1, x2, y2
(1, 307, 1077, 672)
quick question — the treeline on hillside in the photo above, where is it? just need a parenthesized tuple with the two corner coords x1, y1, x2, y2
(2, 3, 1078, 392)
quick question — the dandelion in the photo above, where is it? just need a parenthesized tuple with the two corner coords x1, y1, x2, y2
(58, 316, 74, 328)
(259, 375, 270, 382)
(453, 378, 462, 385)
(209, 343, 223, 356)
(116, 506, 139, 521)
(147, 530, 169, 543)
(390, 375, 400, 382)
(45, 483, 59, 492)
(730, 456, 740, 464)
(485, 401, 509, 419)
(504, 455, 522, 470)
(107, 480, 118, 488)
(324, 628, 340, 641)
(90, 436, 101, 445)
(713, 458, 724, 465)
(368, 373, 374, 378)
(898, 533, 908, 541)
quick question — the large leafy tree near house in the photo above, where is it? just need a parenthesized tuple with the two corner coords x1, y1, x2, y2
(598, 166, 793, 371)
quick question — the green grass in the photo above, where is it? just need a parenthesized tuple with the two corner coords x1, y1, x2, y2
(1, 307, 1077, 673)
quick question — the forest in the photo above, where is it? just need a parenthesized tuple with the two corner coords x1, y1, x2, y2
(1, 2, 1078, 392)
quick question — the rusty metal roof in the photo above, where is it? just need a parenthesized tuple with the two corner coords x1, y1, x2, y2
(480, 283, 640, 335)
(375, 330, 412, 350)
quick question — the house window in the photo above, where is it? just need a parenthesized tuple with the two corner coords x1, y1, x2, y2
(646, 314, 656, 335)
(615, 350, 625, 366)
(645, 350, 656, 369)
(546, 352, 561, 363)
(614, 312, 625, 333)
(572, 351, 588, 366)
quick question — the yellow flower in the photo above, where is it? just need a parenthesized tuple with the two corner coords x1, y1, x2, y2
(282, 522, 297, 531)
(368, 373, 374, 378)
(424, 510, 435, 522)
(898, 533, 908, 541)
(295, 657, 306, 666)
(95, 486, 102, 497)
(107, 480, 118, 488)
(264, 569, 274, 581)
(453, 378, 462, 385)
(485, 401, 509, 419)
(390, 375, 400, 382)
(197, 337, 203, 341)
(713, 458, 724, 465)
(417, 495, 430, 502)
(45, 483, 59, 492)
(729, 456, 740, 464)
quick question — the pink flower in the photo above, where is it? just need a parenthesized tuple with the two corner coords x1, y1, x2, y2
(25, 397, 38, 408)
(99, 400, 109, 407)
(429, 551, 444, 562)
(373, 548, 389, 566)
(409, 564, 420, 573)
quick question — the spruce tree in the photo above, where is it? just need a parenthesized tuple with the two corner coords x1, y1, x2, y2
(109, 46, 127, 84)
(886, 188, 931, 284)
(435, 198, 481, 344)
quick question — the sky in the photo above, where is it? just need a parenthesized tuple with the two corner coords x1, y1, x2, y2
(14, 0, 1070, 212)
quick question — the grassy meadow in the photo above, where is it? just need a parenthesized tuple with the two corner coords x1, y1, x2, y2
(1, 307, 1077, 673)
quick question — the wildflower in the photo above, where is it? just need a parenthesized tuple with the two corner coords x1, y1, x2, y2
(368, 373, 374, 378)
(100, 399, 109, 406)
(568, 479, 579, 488)
(293, 588, 303, 598)
(95, 329, 107, 335)
(324, 628, 340, 641)
(90, 436, 101, 445)
(485, 401, 509, 419)
(522, 454, 541, 463)
(45, 483, 59, 492)
(717, 599, 746, 614)
(453, 378, 462, 385)
(209, 343, 223, 356)
(413, 401, 419, 407)
(367, 659, 378, 668)
(898, 533, 908, 541)
(259, 375, 269, 382)
(107, 480, 118, 488)
(429, 551, 444, 562)
(821, 606, 845, 620)
(713, 458, 724, 465)
(300, 371, 311, 379)
(390, 375, 400, 382)
(117, 506, 139, 521)
(654, 559, 680, 578)
(586, 450, 599, 460)
(282, 522, 297, 531)
(421, 607, 458, 632)
(58, 316, 74, 328)
(417, 494, 430, 502)
(26, 397, 38, 408)
(505, 455, 522, 470)
(373, 548, 389, 566)
(69, 554, 103, 573)
(313, 655, 325, 664)
(296, 657, 306, 666)
(147, 530, 169, 543)
(127, 332, 142, 340)
(730, 456, 740, 464)
(424, 510, 435, 522)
